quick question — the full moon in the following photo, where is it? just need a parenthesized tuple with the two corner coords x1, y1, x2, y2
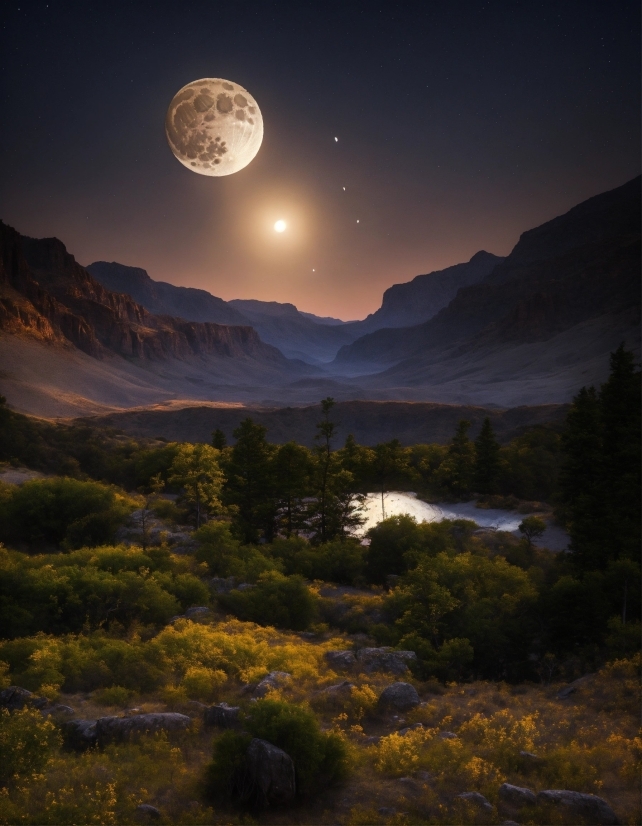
(165, 78, 263, 176)
(274, 220, 286, 232)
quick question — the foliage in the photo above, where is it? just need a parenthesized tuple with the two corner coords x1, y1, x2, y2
(218, 571, 317, 631)
(473, 417, 502, 495)
(518, 515, 546, 545)
(194, 521, 275, 581)
(438, 420, 476, 497)
(0, 544, 208, 638)
(0, 707, 61, 784)
(244, 698, 348, 792)
(206, 730, 253, 799)
(0, 477, 134, 550)
(168, 443, 224, 527)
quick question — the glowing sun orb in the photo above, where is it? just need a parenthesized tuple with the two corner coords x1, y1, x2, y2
(274, 220, 287, 233)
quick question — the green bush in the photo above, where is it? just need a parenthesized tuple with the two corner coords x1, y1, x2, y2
(277, 538, 366, 585)
(245, 698, 348, 792)
(0, 707, 61, 784)
(194, 521, 276, 581)
(218, 571, 316, 631)
(0, 477, 134, 549)
(207, 730, 253, 799)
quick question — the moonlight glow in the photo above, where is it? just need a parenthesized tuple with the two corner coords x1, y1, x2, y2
(274, 220, 287, 233)
(165, 78, 263, 176)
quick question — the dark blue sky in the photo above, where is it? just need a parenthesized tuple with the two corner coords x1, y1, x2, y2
(1, 0, 639, 317)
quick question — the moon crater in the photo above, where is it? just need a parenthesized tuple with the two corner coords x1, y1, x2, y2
(166, 78, 263, 176)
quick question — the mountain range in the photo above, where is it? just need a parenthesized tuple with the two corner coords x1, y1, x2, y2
(0, 176, 639, 421)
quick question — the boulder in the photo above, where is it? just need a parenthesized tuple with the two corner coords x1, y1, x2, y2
(203, 702, 241, 728)
(456, 792, 494, 813)
(556, 674, 594, 700)
(61, 719, 98, 750)
(0, 686, 48, 711)
(42, 704, 75, 717)
(209, 576, 238, 594)
(184, 606, 210, 619)
(324, 650, 357, 669)
(439, 730, 459, 740)
(397, 723, 424, 736)
(498, 783, 537, 808)
(243, 738, 296, 806)
(254, 671, 292, 698)
(95, 713, 191, 745)
(536, 790, 619, 825)
(321, 680, 355, 700)
(378, 682, 420, 712)
(135, 804, 161, 819)
(356, 647, 417, 675)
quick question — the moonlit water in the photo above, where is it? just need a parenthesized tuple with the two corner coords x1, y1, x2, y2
(355, 491, 569, 550)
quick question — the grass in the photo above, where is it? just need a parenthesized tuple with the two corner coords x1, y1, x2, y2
(0, 618, 639, 825)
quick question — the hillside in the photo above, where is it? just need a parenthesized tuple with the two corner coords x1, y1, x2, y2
(79, 399, 568, 447)
(335, 177, 641, 405)
(0, 222, 312, 416)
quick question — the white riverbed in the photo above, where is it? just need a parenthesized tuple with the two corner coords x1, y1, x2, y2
(357, 491, 568, 550)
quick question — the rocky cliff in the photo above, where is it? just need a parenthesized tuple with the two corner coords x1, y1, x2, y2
(0, 222, 286, 365)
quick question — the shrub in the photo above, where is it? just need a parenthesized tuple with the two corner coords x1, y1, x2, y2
(194, 521, 275, 581)
(245, 698, 348, 792)
(0, 477, 134, 549)
(207, 730, 253, 799)
(219, 571, 317, 631)
(0, 707, 61, 784)
(181, 666, 227, 702)
(94, 685, 133, 707)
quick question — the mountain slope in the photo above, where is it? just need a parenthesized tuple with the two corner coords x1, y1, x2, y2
(0, 222, 316, 416)
(349, 250, 503, 334)
(86, 261, 248, 326)
(333, 177, 641, 405)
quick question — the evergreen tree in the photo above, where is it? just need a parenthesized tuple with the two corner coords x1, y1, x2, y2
(371, 439, 409, 520)
(168, 443, 224, 528)
(273, 441, 312, 537)
(211, 429, 227, 450)
(599, 345, 641, 563)
(473, 417, 501, 494)
(559, 346, 641, 570)
(438, 420, 475, 497)
(223, 418, 275, 543)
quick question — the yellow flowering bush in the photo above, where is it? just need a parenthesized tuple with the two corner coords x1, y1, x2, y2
(459, 708, 539, 770)
(0, 708, 61, 785)
(375, 728, 436, 776)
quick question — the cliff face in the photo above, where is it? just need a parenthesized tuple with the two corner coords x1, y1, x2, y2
(0, 222, 285, 365)
(335, 177, 641, 368)
(86, 261, 248, 326)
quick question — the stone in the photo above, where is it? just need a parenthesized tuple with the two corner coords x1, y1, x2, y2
(397, 777, 421, 794)
(254, 671, 292, 698)
(356, 647, 418, 675)
(500, 821, 521, 826)
(95, 713, 191, 746)
(456, 792, 494, 812)
(363, 736, 380, 745)
(184, 606, 210, 618)
(556, 674, 594, 700)
(209, 576, 238, 593)
(324, 650, 357, 669)
(322, 680, 355, 700)
(498, 783, 537, 808)
(0, 686, 48, 711)
(203, 702, 240, 728)
(378, 807, 397, 817)
(439, 730, 459, 740)
(136, 804, 161, 819)
(536, 790, 620, 825)
(61, 719, 98, 750)
(42, 704, 75, 717)
(397, 722, 424, 735)
(378, 682, 420, 712)
(519, 750, 540, 761)
(415, 770, 432, 782)
(243, 738, 296, 806)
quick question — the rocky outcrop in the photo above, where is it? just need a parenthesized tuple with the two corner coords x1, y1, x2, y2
(0, 221, 288, 365)
(536, 790, 620, 825)
(498, 783, 537, 808)
(203, 703, 240, 728)
(95, 713, 191, 745)
(456, 792, 494, 812)
(324, 650, 357, 669)
(356, 647, 417, 674)
(254, 671, 292, 698)
(0, 686, 48, 711)
(378, 682, 420, 712)
(61, 719, 98, 750)
(241, 738, 296, 807)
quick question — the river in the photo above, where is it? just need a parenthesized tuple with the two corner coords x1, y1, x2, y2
(357, 491, 568, 551)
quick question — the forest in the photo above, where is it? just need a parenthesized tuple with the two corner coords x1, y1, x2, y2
(0, 346, 639, 825)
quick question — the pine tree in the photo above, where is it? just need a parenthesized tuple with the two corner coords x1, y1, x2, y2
(438, 420, 475, 497)
(223, 418, 275, 543)
(273, 441, 312, 537)
(473, 417, 501, 494)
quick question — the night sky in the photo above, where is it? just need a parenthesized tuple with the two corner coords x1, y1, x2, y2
(0, 1, 639, 319)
